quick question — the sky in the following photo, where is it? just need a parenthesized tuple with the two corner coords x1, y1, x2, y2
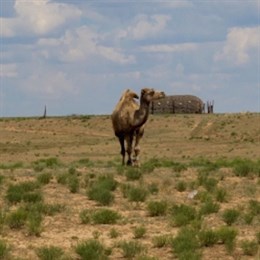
(0, 0, 259, 117)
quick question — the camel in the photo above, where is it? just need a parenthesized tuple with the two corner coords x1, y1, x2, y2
(111, 88, 165, 166)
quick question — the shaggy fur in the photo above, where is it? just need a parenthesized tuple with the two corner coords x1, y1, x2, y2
(111, 88, 165, 166)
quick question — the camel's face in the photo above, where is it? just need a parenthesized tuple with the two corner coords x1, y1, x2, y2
(141, 88, 166, 102)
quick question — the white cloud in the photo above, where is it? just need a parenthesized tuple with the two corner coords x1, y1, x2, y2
(1, 0, 82, 37)
(0, 64, 17, 78)
(141, 43, 197, 52)
(215, 26, 260, 65)
(38, 26, 136, 64)
(119, 14, 171, 40)
(24, 69, 76, 98)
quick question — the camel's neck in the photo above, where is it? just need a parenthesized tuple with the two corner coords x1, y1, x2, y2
(133, 99, 150, 128)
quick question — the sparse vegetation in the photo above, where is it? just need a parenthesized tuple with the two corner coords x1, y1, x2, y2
(36, 246, 65, 260)
(92, 208, 121, 224)
(37, 172, 52, 185)
(133, 225, 146, 239)
(87, 174, 117, 205)
(119, 240, 145, 258)
(170, 204, 197, 227)
(241, 240, 258, 256)
(170, 227, 201, 260)
(152, 235, 170, 248)
(147, 200, 167, 216)
(0, 240, 9, 259)
(7, 207, 27, 229)
(198, 229, 218, 247)
(127, 186, 148, 202)
(0, 114, 259, 259)
(217, 226, 237, 253)
(222, 209, 240, 226)
(75, 239, 109, 260)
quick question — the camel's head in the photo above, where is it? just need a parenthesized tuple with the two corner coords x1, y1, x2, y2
(125, 89, 139, 99)
(141, 88, 166, 103)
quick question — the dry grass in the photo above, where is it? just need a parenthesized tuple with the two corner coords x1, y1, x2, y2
(0, 113, 259, 259)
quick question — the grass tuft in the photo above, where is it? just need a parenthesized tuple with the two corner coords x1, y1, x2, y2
(75, 239, 108, 260)
(36, 245, 65, 260)
(147, 200, 168, 217)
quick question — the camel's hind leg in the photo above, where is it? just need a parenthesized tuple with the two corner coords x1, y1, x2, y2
(133, 128, 144, 166)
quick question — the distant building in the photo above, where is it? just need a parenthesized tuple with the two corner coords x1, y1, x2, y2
(151, 95, 205, 114)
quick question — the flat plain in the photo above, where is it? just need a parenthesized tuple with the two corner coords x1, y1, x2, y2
(0, 113, 259, 260)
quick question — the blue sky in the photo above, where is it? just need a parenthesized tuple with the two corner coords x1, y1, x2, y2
(0, 0, 259, 117)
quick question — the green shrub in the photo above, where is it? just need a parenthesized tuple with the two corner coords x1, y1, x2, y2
(199, 199, 220, 215)
(171, 227, 200, 259)
(152, 235, 170, 248)
(198, 229, 218, 247)
(241, 240, 258, 256)
(147, 200, 167, 217)
(75, 239, 108, 260)
(37, 172, 52, 185)
(127, 186, 148, 202)
(92, 209, 120, 224)
(222, 209, 240, 226)
(125, 168, 143, 181)
(175, 181, 187, 192)
(96, 175, 117, 191)
(109, 228, 119, 238)
(141, 158, 161, 173)
(27, 210, 43, 236)
(243, 212, 254, 225)
(74, 158, 94, 167)
(79, 209, 91, 224)
(32, 157, 61, 171)
(26, 202, 65, 216)
(203, 177, 218, 192)
(133, 225, 146, 239)
(7, 207, 27, 229)
(87, 175, 117, 205)
(256, 231, 260, 244)
(232, 159, 253, 177)
(0, 210, 6, 232)
(56, 173, 69, 185)
(248, 200, 260, 216)
(215, 188, 228, 202)
(0, 175, 4, 185)
(171, 162, 187, 173)
(68, 175, 79, 193)
(170, 204, 197, 227)
(190, 157, 219, 171)
(88, 187, 114, 206)
(0, 162, 23, 170)
(6, 181, 40, 203)
(147, 183, 159, 194)
(23, 191, 43, 203)
(36, 246, 65, 260)
(0, 240, 9, 259)
(121, 183, 132, 198)
(119, 240, 144, 258)
(217, 226, 237, 253)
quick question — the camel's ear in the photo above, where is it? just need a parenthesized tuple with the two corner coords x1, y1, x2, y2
(141, 88, 154, 96)
(130, 91, 139, 99)
(133, 92, 139, 99)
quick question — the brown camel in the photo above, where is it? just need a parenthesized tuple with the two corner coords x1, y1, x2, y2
(111, 88, 165, 166)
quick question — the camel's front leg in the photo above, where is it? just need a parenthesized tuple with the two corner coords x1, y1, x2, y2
(125, 134, 134, 166)
(133, 128, 144, 166)
(119, 135, 126, 165)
